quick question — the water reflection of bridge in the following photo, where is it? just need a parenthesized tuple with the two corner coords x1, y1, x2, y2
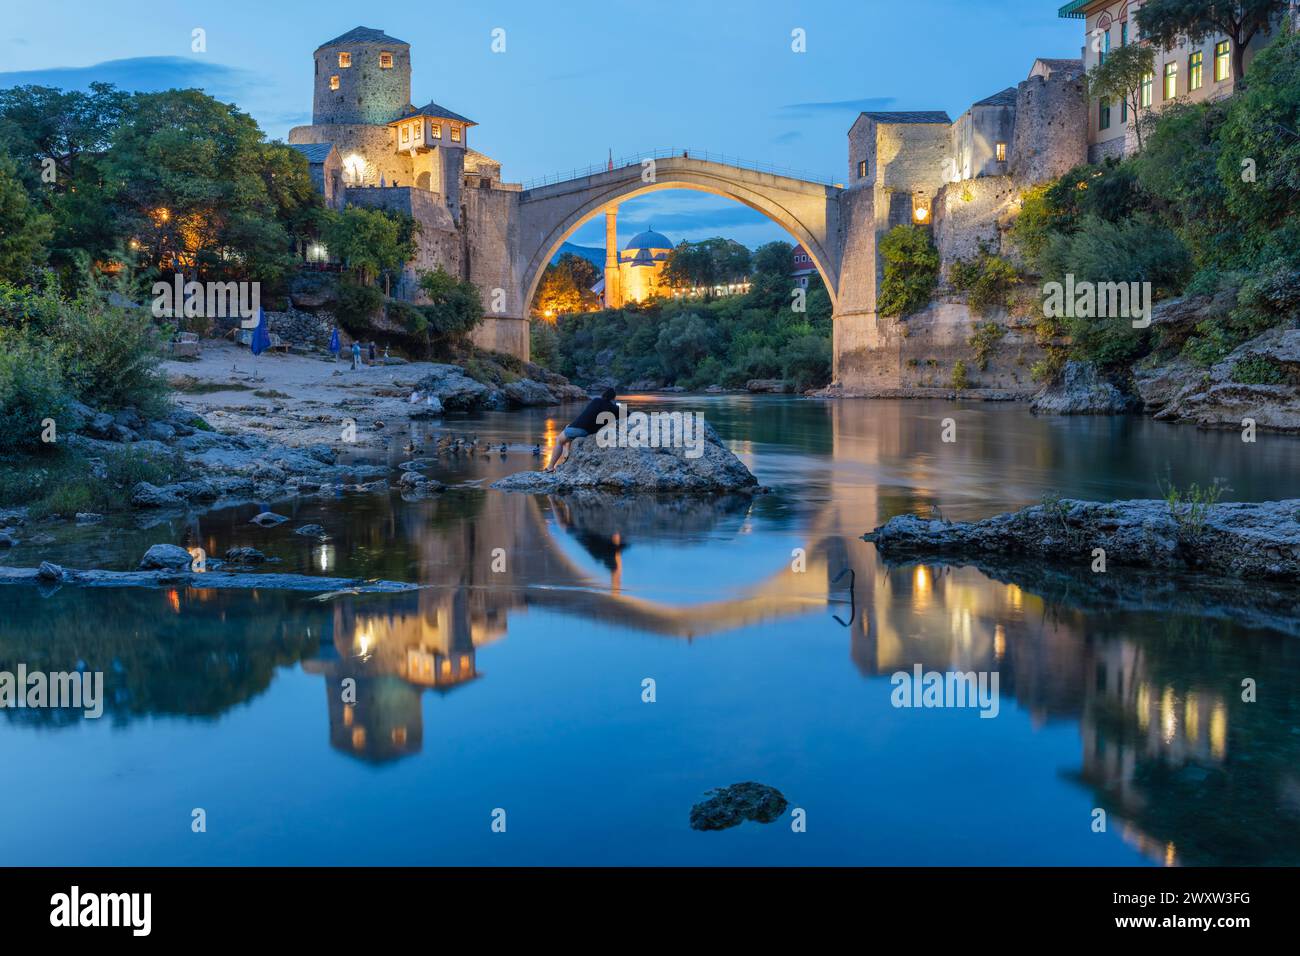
(295, 402, 1292, 866)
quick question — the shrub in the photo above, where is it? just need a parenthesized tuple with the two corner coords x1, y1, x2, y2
(0, 337, 68, 453)
(968, 321, 1006, 371)
(951, 359, 970, 390)
(782, 334, 831, 392)
(334, 279, 383, 333)
(878, 225, 939, 318)
(1230, 354, 1285, 385)
(948, 244, 1021, 314)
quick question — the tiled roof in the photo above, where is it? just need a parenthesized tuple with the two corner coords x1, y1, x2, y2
(288, 142, 336, 164)
(317, 26, 407, 50)
(973, 87, 1018, 107)
(859, 110, 952, 124)
(393, 100, 477, 126)
(1058, 1, 1089, 19)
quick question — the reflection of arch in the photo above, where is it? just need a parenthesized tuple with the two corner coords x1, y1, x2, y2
(518, 158, 842, 317)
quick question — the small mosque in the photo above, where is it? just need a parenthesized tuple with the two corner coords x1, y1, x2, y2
(597, 207, 674, 307)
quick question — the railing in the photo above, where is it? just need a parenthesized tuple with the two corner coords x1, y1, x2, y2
(520, 147, 839, 190)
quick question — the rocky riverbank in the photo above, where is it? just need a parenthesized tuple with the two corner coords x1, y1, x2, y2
(864, 497, 1300, 580)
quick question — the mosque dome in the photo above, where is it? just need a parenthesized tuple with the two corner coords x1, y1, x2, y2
(624, 229, 672, 251)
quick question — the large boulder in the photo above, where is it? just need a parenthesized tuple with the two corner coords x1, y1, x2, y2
(1031, 361, 1138, 415)
(138, 544, 194, 571)
(414, 365, 498, 411)
(492, 422, 761, 494)
(865, 497, 1300, 580)
(1150, 327, 1300, 431)
(689, 783, 789, 831)
(502, 378, 556, 407)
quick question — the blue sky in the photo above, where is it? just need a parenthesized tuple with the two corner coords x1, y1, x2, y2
(1, 0, 1080, 249)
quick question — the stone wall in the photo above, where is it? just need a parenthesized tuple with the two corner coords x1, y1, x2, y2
(933, 175, 1018, 269)
(464, 180, 527, 360)
(1088, 136, 1127, 165)
(1009, 69, 1088, 184)
(343, 186, 461, 299)
(289, 123, 410, 187)
(313, 41, 411, 126)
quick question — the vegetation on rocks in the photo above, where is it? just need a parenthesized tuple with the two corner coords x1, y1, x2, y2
(877, 224, 940, 318)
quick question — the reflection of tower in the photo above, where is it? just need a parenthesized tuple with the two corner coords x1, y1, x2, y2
(603, 206, 622, 309)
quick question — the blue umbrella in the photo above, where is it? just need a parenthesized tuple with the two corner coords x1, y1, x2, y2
(329, 327, 341, 359)
(247, 308, 271, 381)
(250, 308, 271, 356)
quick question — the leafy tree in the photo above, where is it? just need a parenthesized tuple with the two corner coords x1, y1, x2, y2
(0, 153, 54, 283)
(534, 252, 600, 316)
(663, 238, 751, 289)
(877, 225, 939, 317)
(322, 206, 414, 285)
(1087, 42, 1156, 149)
(1136, 0, 1285, 83)
(417, 266, 484, 343)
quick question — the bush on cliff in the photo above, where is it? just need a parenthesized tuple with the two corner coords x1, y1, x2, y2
(877, 225, 940, 318)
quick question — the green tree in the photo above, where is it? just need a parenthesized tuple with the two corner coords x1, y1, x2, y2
(0, 153, 53, 283)
(1087, 42, 1156, 150)
(416, 266, 485, 345)
(1136, 0, 1285, 83)
(322, 206, 415, 285)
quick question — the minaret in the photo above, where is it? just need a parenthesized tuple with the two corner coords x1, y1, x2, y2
(603, 206, 623, 309)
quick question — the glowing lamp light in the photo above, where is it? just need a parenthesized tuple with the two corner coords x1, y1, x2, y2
(342, 153, 367, 185)
(912, 204, 929, 223)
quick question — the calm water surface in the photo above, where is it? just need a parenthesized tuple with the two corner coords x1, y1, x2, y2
(2, 396, 1298, 865)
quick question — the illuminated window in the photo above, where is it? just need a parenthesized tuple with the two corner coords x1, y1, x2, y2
(857, 159, 867, 178)
(450, 125, 461, 143)
(329, 74, 340, 91)
(1189, 51, 1203, 90)
(338, 52, 351, 68)
(995, 142, 1006, 162)
(1163, 62, 1178, 100)
(430, 123, 441, 139)
(400, 124, 409, 143)
(379, 51, 394, 69)
(1099, 98, 1111, 131)
(1140, 71, 1153, 108)
(1214, 40, 1230, 82)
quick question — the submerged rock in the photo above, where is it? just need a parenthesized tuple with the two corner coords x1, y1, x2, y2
(224, 547, 267, 565)
(491, 422, 761, 495)
(1031, 361, 1138, 415)
(138, 544, 193, 571)
(689, 782, 789, 831)
(865, 498, 1300, 580)
(250, 512, 289, 527)
(37, 561, 64, 582)
(294, 524, 326, 537)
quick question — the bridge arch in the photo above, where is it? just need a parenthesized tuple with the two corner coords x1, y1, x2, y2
(517, 158, 843, 317)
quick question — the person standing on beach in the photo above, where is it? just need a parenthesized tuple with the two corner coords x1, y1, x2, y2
(351, 341, 362, 370)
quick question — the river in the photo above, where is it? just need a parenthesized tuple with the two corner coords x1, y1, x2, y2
(1, 394, 1297, 865)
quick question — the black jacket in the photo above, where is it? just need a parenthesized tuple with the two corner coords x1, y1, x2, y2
(569, 397, 618, 433)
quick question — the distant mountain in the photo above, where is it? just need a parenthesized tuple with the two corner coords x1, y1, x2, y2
(551, 242, 605, 268)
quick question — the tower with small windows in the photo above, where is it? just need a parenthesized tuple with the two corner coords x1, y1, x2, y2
(312, 27, 411, 127)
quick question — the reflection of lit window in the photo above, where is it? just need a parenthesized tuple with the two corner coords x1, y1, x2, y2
(338, 52, 351, 68)
(392, 727, 407, 745)
(352, 727, 366, 749)
(379, 51, 393, 69)
(441, 659, 452, 677)
(342, 704, 353, 727)
(329, 74, 340, 91)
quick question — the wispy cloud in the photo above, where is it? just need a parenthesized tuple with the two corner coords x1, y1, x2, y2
(0, 56, 255, 101)
(777, 96, 896, 119)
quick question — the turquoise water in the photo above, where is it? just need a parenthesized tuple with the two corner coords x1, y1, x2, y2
(1, 396, 1298, 865)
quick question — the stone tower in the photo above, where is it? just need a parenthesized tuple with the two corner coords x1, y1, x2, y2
(312, 26, 411, 126)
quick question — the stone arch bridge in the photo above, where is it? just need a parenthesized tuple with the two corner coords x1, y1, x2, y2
(469, 153, 875, 367)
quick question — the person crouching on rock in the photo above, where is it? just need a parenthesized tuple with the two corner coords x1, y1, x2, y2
(544, 387, 618, 472)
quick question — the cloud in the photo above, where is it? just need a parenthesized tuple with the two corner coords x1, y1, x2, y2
(777, 96, 896, 119)
(0, 56, 255, 101)
(770, 130, 802, 145)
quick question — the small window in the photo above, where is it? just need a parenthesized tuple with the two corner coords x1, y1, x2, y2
(995, 142, 1006, 162)
(1164, 61, 1178, 100)
(338, 52, 351, 68)
(450, 125, 461, 143)
(430, 123, 441, 139)
(1099, 98, 1111, 131)
(1140, 71, 1153, 108)
(1189, 51, 1203, 91)
(379, 51, 394, 69)
(1121, 97, 1128, 122)
(329, 74, 340, 91)
(1102, 30, 1110, 62)
(1214, 40, 1230, 82)
(857, 159, 867, 178)
(1120, 22, 1128, 47)
(400, 125, 409, 143)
